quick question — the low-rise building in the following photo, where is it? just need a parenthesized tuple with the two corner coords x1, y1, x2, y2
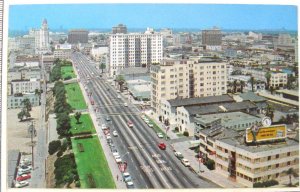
(7, 93, 40, 109)
(11, 78, 41, 94)
(215, 133, 298, 187)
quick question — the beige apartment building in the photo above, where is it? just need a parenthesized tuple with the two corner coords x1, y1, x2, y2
(216, 137, 298, 187)
(150, 59, 227, 113)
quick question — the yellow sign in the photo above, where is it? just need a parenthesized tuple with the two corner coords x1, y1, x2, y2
(246, 125, 286, 143)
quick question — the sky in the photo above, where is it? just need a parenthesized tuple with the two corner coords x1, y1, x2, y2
(9, 4, 298, 31)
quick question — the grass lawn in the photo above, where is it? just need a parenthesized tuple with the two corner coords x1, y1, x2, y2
(61, 66, 76, 79)
(70, 113, 96, 135)
(65, 83, 87, 110)
(71, 136, 115, 188)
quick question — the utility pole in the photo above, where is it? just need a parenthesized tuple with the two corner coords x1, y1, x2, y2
(29, 121, 36, 169)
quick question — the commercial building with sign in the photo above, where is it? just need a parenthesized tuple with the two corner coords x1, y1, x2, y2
(215, 134, 298, 187)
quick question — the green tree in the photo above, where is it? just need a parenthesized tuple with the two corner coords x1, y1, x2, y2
(48, 140, 62, 155)
(233, 80, 238, 93)
(248, 76, 256, 92)
(240, 81, 245, 93)
(287, 74, 296, 89)
(265, 104, 275, 121)
(56, 112, 71, 136)
(283, 168, 299, 186)
(265, 71, 271, 90)
(21, 98, 32, 112)
(74, 112, 82, 124)
(115, 75, 125, 92)
(100, 63, 106, 73)
(17, 109, 26, 121)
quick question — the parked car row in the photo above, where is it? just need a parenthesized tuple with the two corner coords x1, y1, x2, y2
(174, 151, 190, 167)
(14, 158, 32, 188)
(141, 114, 153, 128)
(101, 123, 134, 188)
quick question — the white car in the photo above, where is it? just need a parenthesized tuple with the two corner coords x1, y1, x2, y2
(157, 132, 164, 138)
(117, 95, 121, 99)
(124, 103, 128, 107)
(148, 123, 154, 128)
(106, 135, 112, 140)
(181, 158, 190, 167)
(112, 152, 119, 157)
(174, 152, 184, 159)
(101, 124, 107, 130)
(115, 157, 122, 163)
(15, 181, 29, 188)
(144, 118, 150, 123)
(112, 130, 118, 137)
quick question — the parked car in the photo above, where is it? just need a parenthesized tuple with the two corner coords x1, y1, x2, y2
(117, 95, 121, 99)
(101, 124, 107, 130)
(157, 132, 164, 138)
(181, 159, 190, 167)
(15, 181, 29, 188)
(113, 152, 119, 157)
(16, 174, 31, 181)
(127, 121, 133, 128)
(158, 143, 166, 150)
(148, 123, 154, 128)
(19, 165, 32, 170)
(122, 172, 132, 182)
(115, 157, 122, 163)
(112, 130, 118, 137)
(124, 103, 128, 107)
(106, 116, 111, 121)
(126, 181, 134, 189)
(174, 152, 184, 159)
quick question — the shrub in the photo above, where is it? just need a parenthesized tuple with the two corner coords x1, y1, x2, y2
(74, 135, 93, 140)
(57, 150, 63, 157)
(75, 181, 81, 188)
(87, 174, 96, 188)
(64, 75, 72, 80)
(72, 131, 92, 136)
(253, 180, 279, 188)
(174, 127, 179, 132)
(204, 159, 215, 170)
(77, 143, 84, 152)
(48, 140, 62, 155)
(183, 131, 189, 137)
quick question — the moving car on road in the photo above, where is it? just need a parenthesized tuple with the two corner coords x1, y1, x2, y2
(124, 102, 128, 107)
(127, 121, 133, 128)
(112, 130, 118, 137)
(181, 158, 190, 167)
(126, 181, 134, 189)
(122, 172, 132, 182)
(158, 142, 166, 150)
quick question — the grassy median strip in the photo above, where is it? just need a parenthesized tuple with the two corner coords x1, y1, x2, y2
(71, 136, 115, 188)
(65, 83, 87, 110)
(70, 114, 96, 135)
(61, 66, 76, 79)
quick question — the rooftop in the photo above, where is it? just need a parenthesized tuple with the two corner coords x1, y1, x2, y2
(196, 112, 261, 130)
(120, 67, 149, 75)
(239, 92, 267, 102)
(275, 89, 299, 97)
(219, 135, 299, 153)
(169, 95, 234, 108)
(186, 100, 257, 115)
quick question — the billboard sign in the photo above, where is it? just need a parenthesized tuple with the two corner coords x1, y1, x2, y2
(246, 124, 286, 143)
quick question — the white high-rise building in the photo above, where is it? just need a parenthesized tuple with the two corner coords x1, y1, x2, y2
(109, 29, 163, 77)
(35, 19, 50, 54)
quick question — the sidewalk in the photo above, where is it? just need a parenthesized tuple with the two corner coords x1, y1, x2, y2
(144, 110, 178, 140)
(172, 141, 245, 188)
(77, 71, 127, 189)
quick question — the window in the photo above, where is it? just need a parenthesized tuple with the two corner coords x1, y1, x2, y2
(276, 154, 279, 159)
(287, 152, 291, 156)
(268, 156, 271, 160)
(287, 161, 291, 166)
(276, 164, 279, 168)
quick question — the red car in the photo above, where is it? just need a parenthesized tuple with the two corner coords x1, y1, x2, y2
(16, 174, 31, 181)
(127, 121, 133, 128)
(158, 143, 166, 150)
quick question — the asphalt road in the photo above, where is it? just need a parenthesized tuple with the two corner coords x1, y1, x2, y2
(71, 52, 218, 189)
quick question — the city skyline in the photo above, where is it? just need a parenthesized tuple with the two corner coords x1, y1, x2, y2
(9, 4, 298, 31)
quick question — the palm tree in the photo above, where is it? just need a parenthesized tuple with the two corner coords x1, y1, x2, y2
(248, 76, 256, 92)
(265, 104, 275, 121)
(240, 81, 246, 93)
(21, 98, 32, 112)
(283, 168, 299, 186)
(233, 80, 237, 93)
(227, 81, 233, 93)
(115, 75, 125, 92)
(100, 63, 106, 73)
(265, 71, 271, 90)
